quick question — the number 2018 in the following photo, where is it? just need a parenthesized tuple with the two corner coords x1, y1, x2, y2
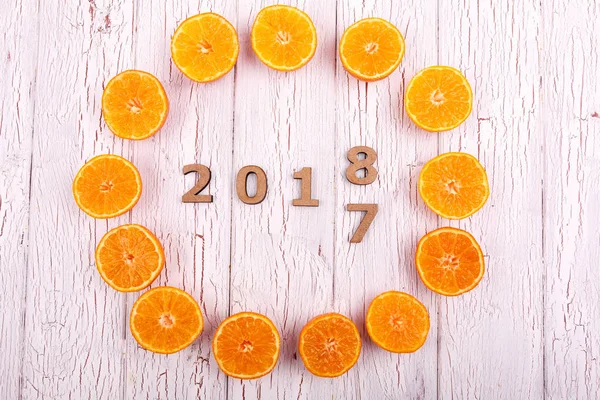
(183, 146, 379, 243)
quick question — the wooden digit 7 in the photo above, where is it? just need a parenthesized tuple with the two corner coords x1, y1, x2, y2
(347, 204, 378, 243)
(182, 164, 213, 203)
(346, 146, 378, 185)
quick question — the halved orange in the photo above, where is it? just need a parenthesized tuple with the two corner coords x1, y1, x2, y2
(251, 5, 317, 71)
(419, 152, 489, 219)
(416, 227, 485, 296)
(212, 312, 280, 379)
(95, 224, 165, 292)
(130, 286, 204, 354)
(171, 13, 239, 83)
(366, 291, 430, 353)
(298, 313, 361, 377)
(102, 70, 169, 140)
(339, 18, 405, 81)
(405, 66, 473, 132)
(73, 154, 142, 219)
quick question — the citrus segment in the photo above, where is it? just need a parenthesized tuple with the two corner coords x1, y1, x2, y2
(212, 312, 280, 379)
(130, 287, 204, 354)
(366, 291, 430, 353)
(72, 154, 142, 219)
(339, 18, 405, 81)
(171, 13, 239, 83)
(405, 66, 473, 131)
(251, 5, 317, 71)
(416, 227, 485, 296)
(102, 70, 169, 139)
(419, 152, 489, 219)
(298, 313, 361, 377)
(95, 224, 165, 292)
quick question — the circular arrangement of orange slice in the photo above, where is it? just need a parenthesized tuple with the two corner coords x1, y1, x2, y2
(102, 70, 169, 140)
(405, 66, 473, 132)
(298, 313, 361, 377)
(339, 18, 405, 81)
(419, 152, 490, 220)
(251, 5, 317, 71)
(73, 154, 142, 219)
(212, 312, 280, 379)
(171, 13, 239, 83)
(130, 286, 204, 354)
(416, 227, 485, 296)
(366, 291, 430, 353)
(95, 224, 165, 292)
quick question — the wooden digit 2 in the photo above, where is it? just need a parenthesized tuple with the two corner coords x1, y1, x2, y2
(236, 165, 268, 204)
(182, 164, 213, 203)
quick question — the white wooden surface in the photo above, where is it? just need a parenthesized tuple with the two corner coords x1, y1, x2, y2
(1, 0, 599, 399)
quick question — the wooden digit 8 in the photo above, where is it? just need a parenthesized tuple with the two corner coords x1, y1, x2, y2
(345, 146, 378, 185)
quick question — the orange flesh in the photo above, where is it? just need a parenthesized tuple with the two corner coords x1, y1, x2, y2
(366, 291, 430, 353)
(339, 18, 405, 81)
(95, 224, 164, 292)
(72, 154, 142, 219)
(171, 13, 239, 82)
(130, 287, 204, 354)
(416, 227, 485, 296)
(419, 152, 489, 219)
(405, 66, 472, 131)
(251, 5, 317, 71)
(299, 313, 361, 377)
(213, 312, 280, 379)
(102, 70, 168, 139)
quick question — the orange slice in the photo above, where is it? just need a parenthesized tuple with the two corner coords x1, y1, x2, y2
(212, 312, 280, 379)
(171, 13, 239, 83)
(416, 227, 485, 296)
(102, 70, 169, 140)
(251, 5, 317, 71)
(298, 313, 361, 377)
(405, 66, 473, 132)
(73, 154, 142, 219)
(419, 152, 490, 219)
(95, 224, 165, 292)
(339, 18, 405, 81)
(366, 291, 430, 353)
(130, 286, 204, 354)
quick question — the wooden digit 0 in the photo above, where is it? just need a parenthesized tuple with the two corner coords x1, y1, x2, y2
(345, 146, 378, 185)
(182, 164, 213, 203)
(236, 165, 268, 204)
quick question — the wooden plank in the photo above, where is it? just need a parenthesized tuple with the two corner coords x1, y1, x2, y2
(542, 1, 600, 398)
(124, 1, 235, 399)
(437, 0, 544, 398)
(21, 0, 134, 397)
(0, 0, 38, 397)
(334, 0, 439, 398)
(228, 0, 338, 398)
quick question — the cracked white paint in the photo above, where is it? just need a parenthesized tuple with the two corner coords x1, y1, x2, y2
(1, 0, 598, 398)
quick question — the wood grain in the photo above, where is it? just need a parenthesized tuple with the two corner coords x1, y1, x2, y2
(0, 0, 38, 397)
(543, 1, 600, 398)
(334, 0, 439, 398)
(437, 0, 544, 398)
(124, 0, 235, 398)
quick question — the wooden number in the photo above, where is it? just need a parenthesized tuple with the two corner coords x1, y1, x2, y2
(236, 165, 268, 204)
(347, 204, 378, 243)
(182, 164, 213, 203)
(345, 146, 378, 185)
(292, 167, 319, 207)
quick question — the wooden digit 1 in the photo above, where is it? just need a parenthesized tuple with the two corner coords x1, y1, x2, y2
(236, 165, 268, 204)
(292, 167, 319, 207)
(346, 146, 378, 185)
(182, 164, 213, 203)
(347, 204, 378, 243)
